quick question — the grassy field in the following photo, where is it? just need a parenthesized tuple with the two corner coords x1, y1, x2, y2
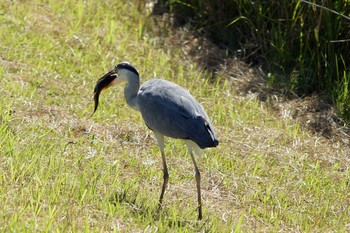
(168, 0, 350, 120)
(1, 0, 350, 232)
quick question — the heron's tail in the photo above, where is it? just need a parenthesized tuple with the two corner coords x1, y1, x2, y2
(189, 116, 219, 149)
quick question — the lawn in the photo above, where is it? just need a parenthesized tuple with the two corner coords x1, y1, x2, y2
(1, 0, 350, 232)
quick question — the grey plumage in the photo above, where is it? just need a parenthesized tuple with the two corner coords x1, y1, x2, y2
(93, 62, 218, 220)
(138, 79, 218, 149)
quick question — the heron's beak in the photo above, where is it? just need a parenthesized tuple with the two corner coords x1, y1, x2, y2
(93, 69, 118, 114)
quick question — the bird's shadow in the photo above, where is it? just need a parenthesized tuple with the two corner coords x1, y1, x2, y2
(110, 189, 206, 229)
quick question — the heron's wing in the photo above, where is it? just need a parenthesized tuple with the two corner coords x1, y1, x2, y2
(138, 79, 218, 148)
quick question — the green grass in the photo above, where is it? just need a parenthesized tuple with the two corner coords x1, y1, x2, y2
(1, 0, 350, 232)
(168, 0, 350, 120)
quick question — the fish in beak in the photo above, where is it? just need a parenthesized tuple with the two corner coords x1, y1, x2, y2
(93, 69, 118, 114)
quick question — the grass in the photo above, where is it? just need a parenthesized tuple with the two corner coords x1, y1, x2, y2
(168, 0, 350, 120)
(1, 0, 350, 232)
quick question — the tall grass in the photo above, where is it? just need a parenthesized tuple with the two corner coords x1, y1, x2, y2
(168, 0, 350, 119)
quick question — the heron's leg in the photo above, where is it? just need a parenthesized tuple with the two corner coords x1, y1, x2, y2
(158, 150, 169, 207)
(189, 150, 202, 220)
(154, 132, 168, 207)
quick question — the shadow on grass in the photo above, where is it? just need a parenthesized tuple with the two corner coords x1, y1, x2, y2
(110, 189, 206, 229)
(145, 3, 350, 145)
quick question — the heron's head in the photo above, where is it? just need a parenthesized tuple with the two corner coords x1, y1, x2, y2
(93, 62, 139, 114)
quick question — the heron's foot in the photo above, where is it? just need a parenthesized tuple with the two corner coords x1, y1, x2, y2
(197, 206, 202, 220)
(157, 199, 164, 210)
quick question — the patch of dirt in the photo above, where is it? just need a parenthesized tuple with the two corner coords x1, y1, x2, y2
(271, 95, 349, 140)
(146, 2, 350, 146)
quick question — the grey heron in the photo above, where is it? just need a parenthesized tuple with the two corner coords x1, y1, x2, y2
(93, 62, 218, 220)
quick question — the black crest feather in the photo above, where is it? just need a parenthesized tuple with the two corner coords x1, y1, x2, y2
(116, 62, 139, 76)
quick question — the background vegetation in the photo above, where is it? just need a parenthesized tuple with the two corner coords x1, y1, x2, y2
(1, 0, 350, 232)
(167, 0, 350, 119)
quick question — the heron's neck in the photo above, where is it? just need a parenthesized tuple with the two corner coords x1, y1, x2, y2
(124, 74, 140, 111)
